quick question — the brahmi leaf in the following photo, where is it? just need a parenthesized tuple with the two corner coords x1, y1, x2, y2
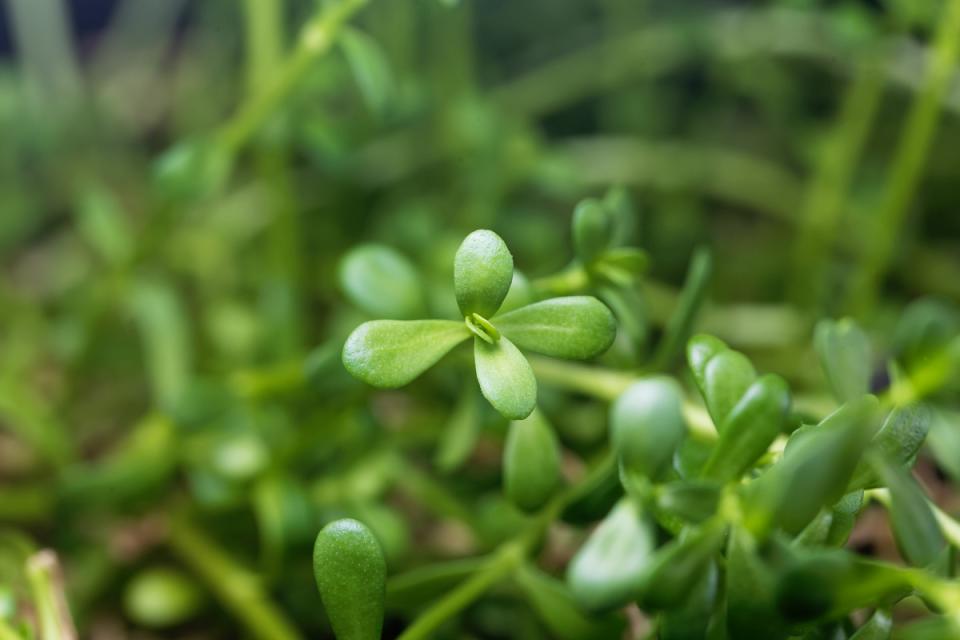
(474, 335, 536, 420)
(340, 27, 393, 117)
(495, 296, 616, 360)
(454, 230, 513, 318)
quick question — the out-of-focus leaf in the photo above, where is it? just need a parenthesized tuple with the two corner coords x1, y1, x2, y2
(652, 246, 712, 369)
(848, 404, 932, 491)
(656, 479, 721, 524)
(700, 349, 756, 431)
(129, 279, 192, 409)
(342, 320, 470, 388)
(687, 334, 728, 393)
(597, 284, 648, 353)
(495, 296, 616, 360)
(124, 567, 204, 629)
(850, 609, 892, 640)
(726, 527, 787, 639)
(814, 318, 872, 403)
(927, 408, 960, 482)
(701, 375, 791, 483)
(567, 498, 655, 613)
(340, 27, 393, 117)
(561, 455, 623, 525)
(386, 557, 488, 610)
(75, 184, 133, 265)
(636, 519, 725, 611)
(610, 377, 686, 480)
(572, 198, 614, 264)
(873, 455, 946, 568)
(503, 409, 561, 512)
(515, 563, 625, 640)
(339, 245, 425, 320)
(474, 335, 536, 420)
(435, 386, 481, 473)
(499, 271, 533, 314)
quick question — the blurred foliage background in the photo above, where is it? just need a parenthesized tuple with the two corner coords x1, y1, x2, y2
(0, 0, 959, 638)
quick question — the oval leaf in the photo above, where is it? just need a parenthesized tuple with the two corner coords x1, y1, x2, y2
(702, 349, 757, 430)
(567, 498, 655, 613)
(454, 230, 513, 318)
(848, 403, 932, 491)
(687, 333, 728, 392)
(572, 198, 613, 264)
(873, 455, 945, 567)
(814, 318, 872, 403)
(313, 519, 386, 640)
(474, 335, 536, 420)
(494, 296, 616, 360)
(610, 378, 686, 480)
(339, 244, 424, 319)
(343, 320, 470, 388)
(504, 409, 562, 511)
(701, 374, 791, 483)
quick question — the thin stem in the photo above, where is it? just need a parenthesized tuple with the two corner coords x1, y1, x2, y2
(848, 0, 960, 314)
(243, 0, 285, 92)
(25, 551, 76, 640)
(651, 246, 712, 370)
(216, 0, 369, 154)
(167, 514, 302, 640)
(789, 58, 884, 309)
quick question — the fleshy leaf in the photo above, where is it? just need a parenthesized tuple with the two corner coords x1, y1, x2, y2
(342, 320, 470, 388)
(339, 245, 424, 319)
(610, 378, 686, 480)
(313, 519, 386, 640)
(701, 374, 791, 483)
(847, 403, 932, 491)
(701, 349, 757, 430)
(503, 409, 562, 511)
(567, 498, 655, 613)
(687, 334, 728, 392)
(873, 455, 945, 567)
(572, 198, 614, 264)
(494, 296, 616, 360)
(474, 335, 536, 420)
(814, 318, 872, 403)
(454, 230, 513, 318)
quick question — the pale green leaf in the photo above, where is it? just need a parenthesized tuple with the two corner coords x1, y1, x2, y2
(494, 296, 616, 360)
(339, 244, 424, 320)
(454, 230, 513, 318)
(342, 320, 470, 388)
(474, 336, 536, 420)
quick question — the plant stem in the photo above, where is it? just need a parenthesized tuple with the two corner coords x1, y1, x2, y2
(217, 0, 369, 154)
(243, 0, 284, 92)
(167, 514, 302, 640)
(651, 246, 712, 370)
(789, 58, 884, 310)
(395, 464, 601, 640)
(25, 551, 76, 640)
(848, 0, 960, 314)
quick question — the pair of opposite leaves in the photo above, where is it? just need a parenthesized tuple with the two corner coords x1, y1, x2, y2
(343, 230, 617, 419)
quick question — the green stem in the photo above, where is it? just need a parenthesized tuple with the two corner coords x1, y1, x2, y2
(243, 0, 284, 92)
(651, 246, 712, 370)
(527, 355, 633, 401)
(167, 514, 302, 640)
(789, 58, 884, 310)
(395, 464, 600, 640)
(848, 0, 960, 314)
(25, 551, 75, 640)
(217, 0, 369, 154)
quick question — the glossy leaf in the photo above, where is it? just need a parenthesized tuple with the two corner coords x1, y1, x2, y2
(504, 409, 562, 512)
(515, 564, 625, 640)
(474, 335, 536, 420)
(342, 320, 470, 388)
(873, 455, 946, 567)
(701, 349, 757, 430)
(687, 334, 729, 392)
(454, 229, 513, 318)
(339, 244, 424, 320)
(494, 296, 616, 360)
(567, 498, 655, 613)
(313, 519, 386, 640)
(746, 395, 880, 537)
(815, 318, 872, 403)
(610, 378, 686, 480)
(701, 375, 791, 483)
(572, 198, 614, 264)
(848, 403, 932, 491)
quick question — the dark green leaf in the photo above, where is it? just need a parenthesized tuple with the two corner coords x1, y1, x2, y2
(814, 318, 872, 403)
(342, 320, 470, 388)
(658, 562, 718, 640)
(504, 409, 562, 512)
(652, 246, 712, 369)
(701, 375, 791, 483)
(572, 198, 614, 264)
(474, 335, 536, 420)
(850, 610, 892, 640)
(313, 519, 386, 640)
(561, 455, 623, 525)
(745, 396, 880, 537)
(656, 479, 721, 524)
(494, 296, 616, 360)
(610, 378, 686, 480)
(636, 519, 725, 611)
(339, 244, 424, 320)
(848, 403, 932, 491)
(701, 349, 757, 431)
(454, 230, 513, 318)
(726, 527, 787, 639)
(567, 498, 655, 613)
(873, 455, 946, 567)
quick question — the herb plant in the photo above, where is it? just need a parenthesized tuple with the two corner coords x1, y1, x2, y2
(1, 0, 960, 639)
